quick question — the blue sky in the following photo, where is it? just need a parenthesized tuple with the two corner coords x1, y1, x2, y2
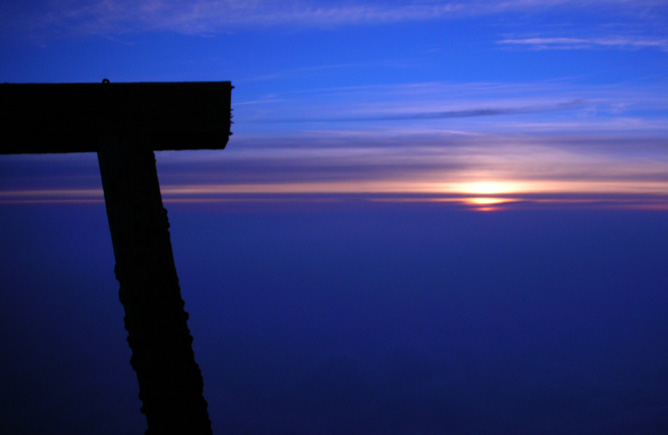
(2, 0, 668, 208)
(2, 1, 668, 433)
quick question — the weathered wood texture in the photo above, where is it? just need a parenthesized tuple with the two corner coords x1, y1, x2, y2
(1, 81, 232, 153)
(98, 135, 212, 434)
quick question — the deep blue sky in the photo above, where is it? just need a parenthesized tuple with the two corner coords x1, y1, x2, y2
(2, 1, 668, 433)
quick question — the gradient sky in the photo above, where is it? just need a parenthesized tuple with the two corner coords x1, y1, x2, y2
(2, 1, 668, 434)
(1, 0, 668, 206)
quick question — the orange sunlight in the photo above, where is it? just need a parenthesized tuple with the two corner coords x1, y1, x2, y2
(4, 177, 668, 210)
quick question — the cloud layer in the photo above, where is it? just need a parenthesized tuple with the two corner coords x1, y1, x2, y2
(12, 0, 665, 37)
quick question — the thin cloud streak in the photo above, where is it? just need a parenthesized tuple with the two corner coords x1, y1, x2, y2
(254, 99, 586, 123)
(499, 36, 668, 51)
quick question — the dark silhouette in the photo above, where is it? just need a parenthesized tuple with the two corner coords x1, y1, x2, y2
(1, 80, 233, 434)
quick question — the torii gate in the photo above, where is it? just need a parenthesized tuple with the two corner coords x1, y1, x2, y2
(1, 80, 233, 434)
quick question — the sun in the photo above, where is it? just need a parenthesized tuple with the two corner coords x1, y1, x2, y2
(450, 180, 523, 211)
(459, 181, 519, 195)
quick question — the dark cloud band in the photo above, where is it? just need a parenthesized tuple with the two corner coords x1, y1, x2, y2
(257, 99, 585, 123)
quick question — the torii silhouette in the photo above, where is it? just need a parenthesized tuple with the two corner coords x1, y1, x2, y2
(1, 80, 233, 434)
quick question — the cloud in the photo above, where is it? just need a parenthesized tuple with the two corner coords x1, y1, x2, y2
(27, 1, 462, 37)
(498, 36, 668, 51)
(232, 79, 668, 139)
(153, 131, 668, 190)
(18, 0, 668, 37)
(255, 99, 586, 123)
(4, 130, 668, 203)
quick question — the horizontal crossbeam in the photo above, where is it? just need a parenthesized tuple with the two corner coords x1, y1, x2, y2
(1, 81, 233, 154)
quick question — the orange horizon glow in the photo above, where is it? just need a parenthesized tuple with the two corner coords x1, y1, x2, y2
(464, 198, 511, 205)
(2, 178, 666, 198)
(157, 178, 668, 196)
(2, 178, 668, 211)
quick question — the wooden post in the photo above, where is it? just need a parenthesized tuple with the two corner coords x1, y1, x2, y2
(98, 135, 211, 434)
(1, 81, 233, 434)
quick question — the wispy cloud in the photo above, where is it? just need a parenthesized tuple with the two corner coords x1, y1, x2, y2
(498, 36, 668, 51)
(16, 0, 666, 37)
(235, 79, 668, 137)
(254, 99, 586, 123)
(29, 1, 461, 37)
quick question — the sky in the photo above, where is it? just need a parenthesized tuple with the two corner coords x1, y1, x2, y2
(1, 1, 668, 433)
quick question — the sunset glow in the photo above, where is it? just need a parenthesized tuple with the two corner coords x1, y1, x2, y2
(464, 197, 514, 206)
(456, 181, 520, 196)
(3, 177, 668, 207)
